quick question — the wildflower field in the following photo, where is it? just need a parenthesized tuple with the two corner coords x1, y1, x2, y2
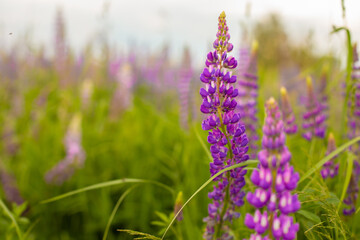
(1, 2, 360, 240)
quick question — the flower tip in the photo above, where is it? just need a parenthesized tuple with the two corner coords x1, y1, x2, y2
(328, 132, 335, 142)
(267, 97, 276, 106)
(220, 11, 226, 18)
(280, 87, 287, 96)
(251, 40, 259, 54)
(306, 76, 313, 88)
(176, 191, 183, 204)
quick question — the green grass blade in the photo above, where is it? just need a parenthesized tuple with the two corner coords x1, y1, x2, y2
(24, 218, 40, 240)
(161, 160, 258, 240)
(337, 152, 354, 211)
(299, 136, 360, 183)
(41, 178, 174, 204)
(0, 198, 23, 240)
(103, 186, 138, 240)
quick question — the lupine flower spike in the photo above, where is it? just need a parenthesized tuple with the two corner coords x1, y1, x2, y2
(237, 40, 259, 158)
(200, 11, 249, 240)
(343, 43, 360, 216)
(45, 114, 86, 185)
(319, 66, 329, 115)
(245, 98, 300, 240)
(302, 76, 326, 141)
(320, 133, 339, 179)
(280, 87, 297, 135)
(178, 47, 193, 129)
(0, 170, 24, 205)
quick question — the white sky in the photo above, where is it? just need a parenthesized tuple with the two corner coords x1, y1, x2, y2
(0, 0, 359, 64)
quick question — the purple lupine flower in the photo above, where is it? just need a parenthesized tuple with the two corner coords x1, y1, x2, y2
(319, 67, 329, 115)
(109, 62, 135, 118)
(302, 76, 326, 141)
(201, 12, 249, 240)
(343, 43, 360, 215)
(280, 87, 297, 135)
(321, 133, 339, 179)
(245, 98, 300, 240)
(45, 114, 85, 185)
(0, 170, 24, 205)
(178, 47, 193, 129)
(54, 8, 68, 75)
(237, 41, 259, 159)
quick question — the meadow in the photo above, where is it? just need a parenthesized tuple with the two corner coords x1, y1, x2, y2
(0, 7, 360, 240)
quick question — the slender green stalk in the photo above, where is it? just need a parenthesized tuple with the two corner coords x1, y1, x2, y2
(102, 186, 138, 240)
(41, 178, 174, 204)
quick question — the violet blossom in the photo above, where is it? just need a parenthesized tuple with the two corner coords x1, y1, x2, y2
(280, 87, 297, 135)
(302, 76, 326, 141)
(245, 98, 300, 240)
(45, 114, 85, 185)
(237, 41, 259, 159)
(178, 47, 193, 129)
(320, 133, 339, 179)
(200, 12, 249, 240)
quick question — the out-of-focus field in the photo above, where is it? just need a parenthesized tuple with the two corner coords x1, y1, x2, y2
(0, 9, 359, 240)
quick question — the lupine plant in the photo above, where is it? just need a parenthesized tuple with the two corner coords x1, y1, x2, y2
(321, 133, 339, 179)
(237, 41, 259, 158)
(302, 76, 326, 141)
(178, 47, 193, 129)
(45, 114, 85, 185)
(245, 98, 300, 240)
(343, 44, 360, 215)
(280, 87, 297, 135)
(200, 11, 249, 239)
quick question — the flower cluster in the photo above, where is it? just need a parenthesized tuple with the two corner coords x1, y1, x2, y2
(302, 76, 326, 141)
(245, 98, 300, 240)
(200, 12, 249, 240)
(280, 87, 297, 135)
(321, 133, 339, 179)
(0, 170, 24, 205)
(109, 62, 135, 118)
(319, 67, 329, 115)
(45, 114, 86, 185)
(236, 41, 259, 158)
(344, 44, 360, 215)
(178, 47, 193, 129)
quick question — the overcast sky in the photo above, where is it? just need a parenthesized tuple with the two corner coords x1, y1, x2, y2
(1, 0, 359, 64)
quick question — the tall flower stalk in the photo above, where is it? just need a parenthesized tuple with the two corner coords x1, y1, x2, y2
(343, 44, 360, 215)
(319, 67, 329, 115)
(320, 133, 339, 179)
(178, 47, 193, 129)
(200, 12, 249, 240)
(45, 114, 85, 185)
(280, 87, 297, 135)
(302, 76, 326, 141)
(245, 98, 300, 240)
(237, 41, 259, 158)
